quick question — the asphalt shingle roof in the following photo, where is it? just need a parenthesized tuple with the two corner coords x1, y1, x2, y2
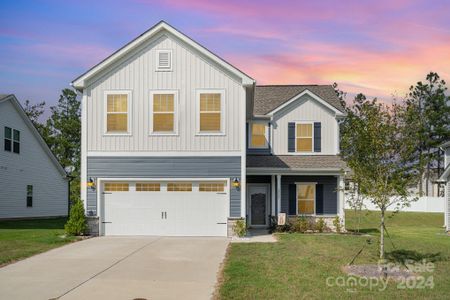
(0, 94, 10, 101)
(247, 155, 347, 170)
(253, 85, 345, 115)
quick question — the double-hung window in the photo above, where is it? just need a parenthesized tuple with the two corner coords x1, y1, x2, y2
(296, 123, 313, 152)
(26, 185, 33, 207)
(4, 127, 20, 154)
(198, 91, 224, 134)
(151, 91, 177, 134)
(297, 183, 315, 215)
(105, 92, 130, 134)
(249, 122, 268, 148)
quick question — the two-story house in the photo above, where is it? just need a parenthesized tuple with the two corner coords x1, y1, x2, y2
(72, 21, 347, 237)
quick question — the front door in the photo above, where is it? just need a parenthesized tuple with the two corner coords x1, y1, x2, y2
(248, 185, 269, 227)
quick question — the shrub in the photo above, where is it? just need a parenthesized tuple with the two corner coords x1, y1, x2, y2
(333, 216, 342, 233)
(292, 216, 309, 233)
(233, 219, 247, 237)
(65, 197, 87, 236)
(316, 218, 326, 233)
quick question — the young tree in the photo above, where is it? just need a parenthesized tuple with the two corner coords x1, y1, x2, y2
(406, 72, 450, 195)
(340, 94, 419, 260)
(23, 100, 51, 140)
(46, 89, 81, 198)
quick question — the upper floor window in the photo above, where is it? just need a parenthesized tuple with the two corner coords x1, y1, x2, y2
(249, 122, 269, 149)
(4, 127, 20, 154)
(198, 91, 224, 134)
(105, 92, 130, 134)
(296, 123, 313, 152)
(156, 50, 172, 71)
(150, 91, 177, 134)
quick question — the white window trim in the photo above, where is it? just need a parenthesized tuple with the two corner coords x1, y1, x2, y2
(295, 121, 314, 153)
(149, 90, 179, 136)
(156, 49, 173, 72)
(103, 90, 132, 136)
(196, 89, 226, 136)
(296, 182, 316, 216)
(248, 121, 269, 149)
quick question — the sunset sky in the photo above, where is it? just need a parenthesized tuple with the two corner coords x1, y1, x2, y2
(1, 0, 449, 107)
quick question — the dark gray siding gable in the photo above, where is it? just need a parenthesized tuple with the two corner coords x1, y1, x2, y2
(87, 156, 242, 217)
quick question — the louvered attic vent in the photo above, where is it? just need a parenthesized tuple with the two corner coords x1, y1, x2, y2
(157, 50, 172, 71)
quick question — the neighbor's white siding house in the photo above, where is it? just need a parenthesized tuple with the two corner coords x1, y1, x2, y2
(0, 95, 68, 219)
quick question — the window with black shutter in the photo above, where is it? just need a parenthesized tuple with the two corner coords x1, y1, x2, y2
(26, 185, 33, 207)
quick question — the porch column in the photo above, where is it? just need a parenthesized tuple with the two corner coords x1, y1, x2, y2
(277, 174, 282, 214)
(271, 175, 276, 215)
(338, 175, 345, 223)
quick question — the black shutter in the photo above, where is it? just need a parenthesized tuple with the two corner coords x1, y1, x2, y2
(288, 122, 295, 152)
(316, 184, 323, 214)
(246, 123, 249, 149)
(288, 184, 297, 215)
(314, 122, 321, 152)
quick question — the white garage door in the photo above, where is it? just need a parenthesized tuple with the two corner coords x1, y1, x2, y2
(101, 180, 228, 236)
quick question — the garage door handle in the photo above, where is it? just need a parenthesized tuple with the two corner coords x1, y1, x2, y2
(102, 192, 112, 195)
(216, 192, 227, 194)
(217, 222, 226, 225)
(102, 222, 112, 224)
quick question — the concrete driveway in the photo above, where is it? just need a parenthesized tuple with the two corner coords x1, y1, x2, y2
(0, 236, 229, 300)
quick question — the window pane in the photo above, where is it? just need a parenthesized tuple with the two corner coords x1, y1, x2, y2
(13, 141, 20, 154)
(298, 200, 314, 214)
(107, 94, 128, 113)
(4, 127, 11, 139)
(104, 183, 129, 192)
(153, 94, 174, 112)
(297, 138, 312, 152)
(26, 185, 33, 207)
(107, 114, 128, 132)
(199, 182, 225, 192)
(297, 184, 315, 214)
(4, 139, 11, 152)
(136, 183, 160, 191)
(200, 93, 221, 112)
(251, 135, 266, 147)
(167, 182, 192, 192)
(153, 113, 174, 132)
(296, 124, 312, 137)
(200, 113, 220, 131)
(251, 123, 267, 147)
(13, 129, 20, 141)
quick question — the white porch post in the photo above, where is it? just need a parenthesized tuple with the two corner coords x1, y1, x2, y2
(338, 175, 345, 224)
(271, 175, 276, 215)
(277, 174, 282, 214)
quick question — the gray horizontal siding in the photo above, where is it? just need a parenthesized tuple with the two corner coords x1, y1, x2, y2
(87, 156, 241, 217)
(280, 175, 337, 215)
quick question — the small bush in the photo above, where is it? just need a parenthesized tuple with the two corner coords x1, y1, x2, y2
(316, 218, 326, 233)
(333, 216, 342, 233)
(292, 216, 309, 233)
(233, 219, 247, 237)
(65, 197, 87, 236)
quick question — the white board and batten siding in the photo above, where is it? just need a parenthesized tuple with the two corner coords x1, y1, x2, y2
(271, 94, 339, 155)
(85, 32, 245, 153)
(0, 99, 68, 218)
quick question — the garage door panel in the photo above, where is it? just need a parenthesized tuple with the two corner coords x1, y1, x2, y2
(102, 181, 228, 236)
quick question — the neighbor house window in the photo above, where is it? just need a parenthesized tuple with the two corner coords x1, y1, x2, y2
(198, 92, 223, 133)
(151, 92, 176, 133)
(167, 182, 192, 192)
(199, 182, 225, 192)
(297, 183, 315, 215)
(4, 127, 20, 153)
(136, 183, 160, 191)
(296, 123, 313, 152)
(104, 183, 129, 192)
(250, 123, 268, 148)
(106, 93, 129, 133)
(26, 185, 33, 207)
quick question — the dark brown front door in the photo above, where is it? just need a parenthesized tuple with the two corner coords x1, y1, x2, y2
(249, 185, 268, 226)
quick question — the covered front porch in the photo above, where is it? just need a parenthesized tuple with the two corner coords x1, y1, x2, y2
(245, 155, 347, 231)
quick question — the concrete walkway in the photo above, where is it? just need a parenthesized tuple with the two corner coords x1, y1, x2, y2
(0, 236, 229, 300)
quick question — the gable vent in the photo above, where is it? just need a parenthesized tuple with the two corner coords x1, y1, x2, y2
(157, 50, 172, 71)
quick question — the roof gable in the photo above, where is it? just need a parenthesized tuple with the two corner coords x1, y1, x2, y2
(253, 85, 345, 116)
(72, 21, 254, 89)
(0, 94, 67, 178)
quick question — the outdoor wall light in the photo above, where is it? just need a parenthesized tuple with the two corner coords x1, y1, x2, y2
(87, 177, 96, 189)
(232, 178, 240, 188)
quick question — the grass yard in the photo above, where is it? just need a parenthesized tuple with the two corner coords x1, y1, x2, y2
(0, 218, 79, 266)
(218, 211, 450, 299)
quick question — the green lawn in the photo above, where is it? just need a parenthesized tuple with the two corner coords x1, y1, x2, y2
(0, 218, 79, 266)
(219, 211, 450, 299)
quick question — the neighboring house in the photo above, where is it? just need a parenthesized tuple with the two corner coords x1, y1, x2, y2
(438, 141, 450, 231)
(0, 94, 68, 219)
(71, 21, 347, 237)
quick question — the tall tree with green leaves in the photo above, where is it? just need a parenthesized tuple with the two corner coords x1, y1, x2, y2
(406, 72, 450, 195)
(23, 100, 51, 140)
(46, 89, 81, 198)
(340, 94, 419, 260)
